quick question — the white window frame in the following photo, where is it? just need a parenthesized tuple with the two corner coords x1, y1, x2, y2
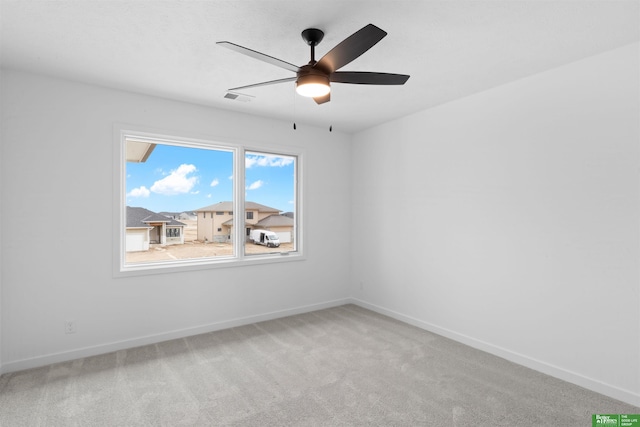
(113, 125, 304, 277)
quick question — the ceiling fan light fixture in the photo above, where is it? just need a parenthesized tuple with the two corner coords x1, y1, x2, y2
(296, 74, 330, 97)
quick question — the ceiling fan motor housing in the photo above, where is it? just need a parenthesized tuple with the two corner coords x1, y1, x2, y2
(297, 64, 329, 83)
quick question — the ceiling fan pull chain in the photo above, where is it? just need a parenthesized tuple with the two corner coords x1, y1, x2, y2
(293, 84, 297, 130)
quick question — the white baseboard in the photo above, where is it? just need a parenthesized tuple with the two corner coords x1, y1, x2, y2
(0, 298, 350, 376)
(348, 297, 640, 408)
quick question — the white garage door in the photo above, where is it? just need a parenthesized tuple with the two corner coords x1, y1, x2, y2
(126, 230, 147, 252)
(276, 231, 291, 243)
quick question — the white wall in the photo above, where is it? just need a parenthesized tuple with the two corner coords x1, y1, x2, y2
(0, 69, 3, 372)
(350, 43, 640, 406)
(0, 70, 351, 372)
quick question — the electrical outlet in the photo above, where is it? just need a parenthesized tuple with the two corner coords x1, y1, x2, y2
(65, 320, 77, 334)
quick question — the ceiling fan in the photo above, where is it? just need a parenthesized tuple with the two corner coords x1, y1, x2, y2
(217, 24, 410, 105)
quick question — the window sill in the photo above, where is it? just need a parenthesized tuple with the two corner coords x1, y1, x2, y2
(114, 251, 306, 278)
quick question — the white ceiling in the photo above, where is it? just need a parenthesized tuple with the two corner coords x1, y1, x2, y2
(1, 1, 638, 133)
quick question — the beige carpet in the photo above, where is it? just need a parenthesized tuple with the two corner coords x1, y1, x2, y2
(1, 304, 638, 426)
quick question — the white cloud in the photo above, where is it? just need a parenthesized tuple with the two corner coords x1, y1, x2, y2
(246, 180, 264, 190)
(127, 186, 150, 198)
(246, 155, 293, 168)
(150, 164, 198, 195)
(210, 178, 220, 187)
(245, 157, 258, 169)
(207, 194, 212, 198)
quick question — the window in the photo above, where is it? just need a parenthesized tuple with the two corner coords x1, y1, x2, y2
(166, 228, 180, 238)
(116, 128, 302, 275)
(244, 151, 296, 256)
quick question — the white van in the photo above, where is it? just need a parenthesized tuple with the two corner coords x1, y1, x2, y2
(249, 229, 280, 248)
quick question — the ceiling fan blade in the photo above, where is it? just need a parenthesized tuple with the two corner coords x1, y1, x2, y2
(229, 77, 296, 92)
(217, 41, 299, 73)
(313, 93, 330, 105)
(315, 24, 387, 73)
(331, 71, 410, 85)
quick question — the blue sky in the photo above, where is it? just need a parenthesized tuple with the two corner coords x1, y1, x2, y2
(126, 143, 295, 213)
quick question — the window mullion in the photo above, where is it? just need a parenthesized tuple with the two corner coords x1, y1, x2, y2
(235, 147, 245, 260)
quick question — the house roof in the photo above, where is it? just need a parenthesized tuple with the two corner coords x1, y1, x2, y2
(126, 206, 186, 228)
(255, 214, 294, 228)
(159, 211, 196, 219)
(221, 214, 293, 228)
(195, 201, 280, 213)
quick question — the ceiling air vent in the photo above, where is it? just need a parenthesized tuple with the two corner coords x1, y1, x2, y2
(224, 92, 253, 102)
